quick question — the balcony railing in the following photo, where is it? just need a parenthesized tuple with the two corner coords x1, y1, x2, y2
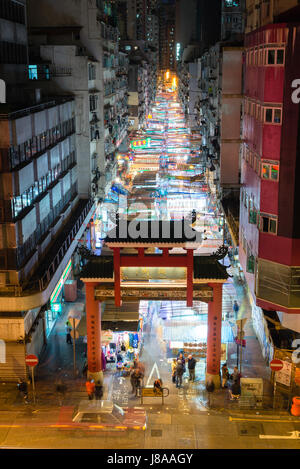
(16, 183, 78, 269)
(0, 117, 75, 172)
(3, 196, 93, 296)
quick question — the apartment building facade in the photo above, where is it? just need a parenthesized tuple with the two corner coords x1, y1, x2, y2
(0, 0, 95, 380)
(240, 22, 300, 330)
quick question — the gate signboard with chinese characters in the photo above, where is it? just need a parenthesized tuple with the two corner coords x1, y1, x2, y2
(95, 283, 213, 302)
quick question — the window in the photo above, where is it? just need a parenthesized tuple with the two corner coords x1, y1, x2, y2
(274, 109, 281, 123)
(88, 63, 96, 80)
(266, 48, 285, 66)
(265, 108, 273, 122)
(267, 50, 275, 65)
(262, 164, 270, 179)
(277, 49, 284, 64)
(89, 94, 98, 112)
(261, 162, 279, 181)
(264, 107, 282, 125)
(28, 65, 38, 80)
(260, 214, 277, 235)
(271, 164, 279, 180)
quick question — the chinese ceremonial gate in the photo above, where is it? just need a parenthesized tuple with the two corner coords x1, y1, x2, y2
(80, 220, 229, 388)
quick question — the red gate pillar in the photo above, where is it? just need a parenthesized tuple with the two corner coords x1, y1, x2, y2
(85, 281, 103, 384)
(113, 247, 121, 307)
(186, 249, 194, 307)
(206, 283, 223, 388)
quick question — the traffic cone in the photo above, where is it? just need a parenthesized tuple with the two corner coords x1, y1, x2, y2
(291, 396, 300, 416)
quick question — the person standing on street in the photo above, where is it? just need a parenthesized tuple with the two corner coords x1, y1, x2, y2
(221, 363, 229, 389)
(233, 301, 239, 320)
(177, 352, 186, 372)
(175, 360, 184, 388)
(130, 369, 143, 396)
(65, 321, 72, 344)
(206, 378, 215, 407)
(187, 354, 197, 382)
(231, 366, 241, 384)
(17, 378, 28, 404)
(85, 378, 95, 400)
(171, 358, 177, 384)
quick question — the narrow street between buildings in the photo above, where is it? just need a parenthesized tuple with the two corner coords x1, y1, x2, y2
(0, 78, 297, 450)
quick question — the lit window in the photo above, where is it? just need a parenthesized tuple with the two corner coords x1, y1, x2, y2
(262, 164, 270, 179)
(28, 65, 38, 80)
(274, 109, 281, 123)
(271, 164, 279, 180)
(261, 161, 279, 181)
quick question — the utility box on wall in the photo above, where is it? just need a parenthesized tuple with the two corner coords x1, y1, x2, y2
(64, 280, 77, 302)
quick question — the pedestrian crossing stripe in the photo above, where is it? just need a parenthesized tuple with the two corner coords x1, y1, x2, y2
(145, 362, 160, 387)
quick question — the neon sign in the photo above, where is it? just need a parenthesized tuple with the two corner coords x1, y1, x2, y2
(130, 138, 151, 149)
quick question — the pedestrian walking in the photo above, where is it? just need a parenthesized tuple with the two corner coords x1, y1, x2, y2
(65, 322, 72, 344)
(171, 358, 177, 384)
(175, 360, 184, 388)
(130, 369, 143, 397)
(187, 354, 197, 382)
(221, 363, 229, 389)
(95, 381, 103, 400)
(85, 378, 95, 400)
(206, 378, 215, 407)
(17, 378, 28, 404)
(233, 300, 239, 319)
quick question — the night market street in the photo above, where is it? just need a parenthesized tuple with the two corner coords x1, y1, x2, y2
(0, 80, 299, 450)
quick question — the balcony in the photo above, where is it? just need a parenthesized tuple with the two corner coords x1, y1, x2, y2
(36, 197, 94, 291)
(0, 117, 75, 172)
(16, 183, 78, 269)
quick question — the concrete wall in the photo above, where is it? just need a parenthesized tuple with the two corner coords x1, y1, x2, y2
(0, 318, 24, 341)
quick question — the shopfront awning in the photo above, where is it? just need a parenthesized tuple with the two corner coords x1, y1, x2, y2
(101, 301, 140, 332)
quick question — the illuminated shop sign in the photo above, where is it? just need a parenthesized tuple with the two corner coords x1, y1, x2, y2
(130, 138, 151, 149)
(50, 259, 72, 305)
